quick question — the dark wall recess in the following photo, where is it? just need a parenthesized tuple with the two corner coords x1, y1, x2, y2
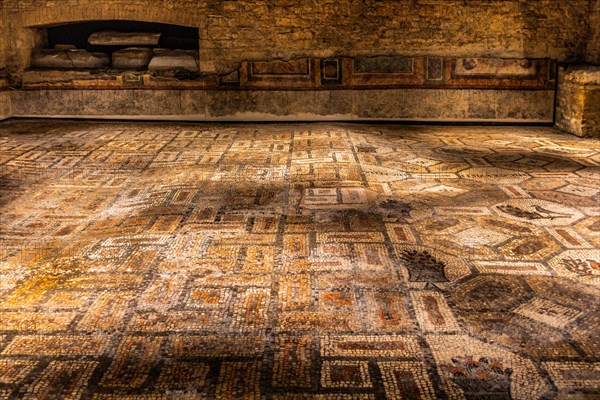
(46, 20, 199, 54)
(31, 21, 200, 72)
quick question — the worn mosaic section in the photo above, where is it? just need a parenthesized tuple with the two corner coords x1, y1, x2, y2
(0, 121, 599, 399)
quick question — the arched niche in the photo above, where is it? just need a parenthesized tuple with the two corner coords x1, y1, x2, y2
(28, 20, 200, 72)
(8, 4, 202, 74)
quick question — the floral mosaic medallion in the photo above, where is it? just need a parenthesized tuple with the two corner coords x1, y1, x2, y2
(548, 249, 600, 286)
(394, 245, 472, 289)
(444, 356, 513, 399)
(494, 199, 584, 226)
(427, 334, 550, 399)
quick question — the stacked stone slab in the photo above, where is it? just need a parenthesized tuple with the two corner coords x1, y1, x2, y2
(31, 49, 110, 69)
(86, 31, 198, 72)
(112, 48, 154, 70)
(556, 66, 600, 138)
(88, 31, 161, 46)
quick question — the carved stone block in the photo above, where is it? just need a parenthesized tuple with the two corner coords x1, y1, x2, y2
(148, 50, 199, 72)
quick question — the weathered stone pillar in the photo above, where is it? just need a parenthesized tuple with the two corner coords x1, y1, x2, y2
(555, 66, 600, 137)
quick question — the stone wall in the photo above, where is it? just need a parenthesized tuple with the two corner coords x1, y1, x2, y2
(587, 0, 600, 64)
(0, 5, 5, 71)
(0, 0, 597, 124)
(0, 1, 10, 120)
(1, 0, 596, 75)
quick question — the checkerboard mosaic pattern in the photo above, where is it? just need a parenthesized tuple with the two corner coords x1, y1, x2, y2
(0, 121, 599, 399)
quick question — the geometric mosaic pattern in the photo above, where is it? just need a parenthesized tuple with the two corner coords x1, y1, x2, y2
(0, 120, 599, 399)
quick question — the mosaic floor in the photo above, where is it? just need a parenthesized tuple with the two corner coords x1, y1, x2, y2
(0, 120, 599, 400)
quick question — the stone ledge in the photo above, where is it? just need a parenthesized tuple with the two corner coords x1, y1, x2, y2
(563, 65, 600, 86)
(9, 88, 554, 123)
